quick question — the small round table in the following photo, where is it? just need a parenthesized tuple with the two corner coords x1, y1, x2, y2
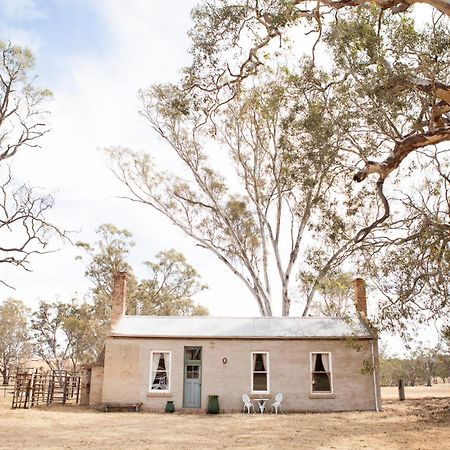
(253, 398, 269, 414)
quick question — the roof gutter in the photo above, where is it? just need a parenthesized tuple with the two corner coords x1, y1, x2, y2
(109, 334, 373, 340)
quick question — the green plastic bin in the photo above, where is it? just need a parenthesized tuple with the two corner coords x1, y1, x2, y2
(207, 394, 220, 414)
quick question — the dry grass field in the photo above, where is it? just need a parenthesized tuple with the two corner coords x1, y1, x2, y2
(0, 385, 449, 450)
(382, 383, 450, 400)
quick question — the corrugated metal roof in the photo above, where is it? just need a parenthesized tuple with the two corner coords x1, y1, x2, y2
(111, 316, 372, 339)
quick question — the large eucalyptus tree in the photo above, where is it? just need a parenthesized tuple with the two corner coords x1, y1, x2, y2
(110, 5, 450, 322)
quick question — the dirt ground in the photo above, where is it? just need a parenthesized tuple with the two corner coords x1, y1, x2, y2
(0, 386, 449, 450)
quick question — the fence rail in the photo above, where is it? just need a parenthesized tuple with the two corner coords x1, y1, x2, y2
(11, 369, 82, 409)
(1, 382, 15, 398)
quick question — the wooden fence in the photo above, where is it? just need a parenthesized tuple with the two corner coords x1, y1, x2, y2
(11, 369, 81, 409)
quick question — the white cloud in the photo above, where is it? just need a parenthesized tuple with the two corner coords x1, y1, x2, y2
(0, 24, 43, 52)
(0, 0, 45, 21)
(0, 0, 261, 317)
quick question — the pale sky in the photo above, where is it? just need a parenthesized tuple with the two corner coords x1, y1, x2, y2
(0, 0, 264, 317)
(0, 0, 440, 353)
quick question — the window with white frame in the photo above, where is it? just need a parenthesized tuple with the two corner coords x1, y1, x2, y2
(251, 352, 269, 393)
(311, 352, 332, 393)
(149, 351, 171, 392)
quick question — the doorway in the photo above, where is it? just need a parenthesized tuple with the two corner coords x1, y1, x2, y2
(183, 346, 202, 408)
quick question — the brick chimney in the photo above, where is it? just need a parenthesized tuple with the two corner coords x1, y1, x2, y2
(111, 271, 127, 329)
(353, 278, 367, 316)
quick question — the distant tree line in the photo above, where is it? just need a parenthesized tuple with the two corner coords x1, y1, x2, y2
(380, 344, 450, 387)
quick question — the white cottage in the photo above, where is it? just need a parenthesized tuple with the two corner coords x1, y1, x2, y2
(88, 275, 381, 413)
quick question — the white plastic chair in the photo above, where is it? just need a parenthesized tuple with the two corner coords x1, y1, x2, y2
(242, 394, 255, 413)
(271, 393, 283, 414)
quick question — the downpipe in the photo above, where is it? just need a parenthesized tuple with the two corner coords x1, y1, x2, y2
(371, 341, 380, 412)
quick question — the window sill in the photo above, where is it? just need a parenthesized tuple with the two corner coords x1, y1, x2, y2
(147, 392, 173, 398)
(250, 393, 272, 399)
(309, 393, 335, 399)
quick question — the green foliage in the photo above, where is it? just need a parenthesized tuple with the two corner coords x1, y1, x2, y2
(380, 345, 449, 386)
(29, 225, 208, 370)
(185, 0, 306, 99)
(443, 326, 450, 346)
(77, 224, 140, 338)
(30, 300, 104, 369)
(31, 301, 73, 370)
(304, 272, 355, 317)
(77, 224, 208, 323)
(313, 9, 450, 334)
(361, 150, 450, 335)
(133, 249, 208, 316)
(324, 8, 450, 146)
(112, 58, 359, 316)
(0, 299, 31, 383)
(0, 40, 52, 161)
(113, 4, 450, 329)
(360, 359, 375, 375)
(0, 41, 63, 285)
(59, 302, 105, 365)
(76, 224, 135, 296)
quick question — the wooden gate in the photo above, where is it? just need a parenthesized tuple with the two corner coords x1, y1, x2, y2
(12, 369, 81, 409)
(11, 371, 34, 409)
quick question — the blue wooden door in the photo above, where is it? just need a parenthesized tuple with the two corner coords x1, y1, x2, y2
(184, 364, 201, 408)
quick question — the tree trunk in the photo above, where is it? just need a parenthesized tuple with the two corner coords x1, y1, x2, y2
(281, 282, 290, 316)
(1, 365, 9, 385)
(353, 128, 450, 184)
